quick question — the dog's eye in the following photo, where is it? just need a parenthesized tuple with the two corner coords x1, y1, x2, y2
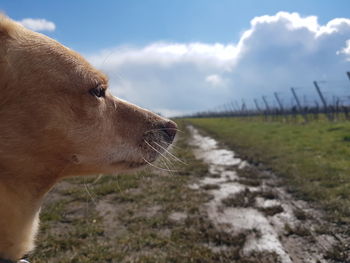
(89, 86, 105, 98)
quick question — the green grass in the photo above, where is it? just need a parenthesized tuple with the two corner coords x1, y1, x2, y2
(187, 117, 350, 222)
(30, 120, 280, 262)
(26, 118, 350, 262)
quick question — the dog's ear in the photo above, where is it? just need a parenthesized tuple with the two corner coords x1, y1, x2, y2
(0, 13, 9, 36)
(0, 13, 17, 39)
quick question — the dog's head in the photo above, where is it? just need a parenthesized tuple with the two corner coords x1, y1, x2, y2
(0, 15, 177, 180)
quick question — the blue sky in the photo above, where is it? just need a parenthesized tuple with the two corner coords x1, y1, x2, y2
(3, 0, 349, 52)
(2, 1, 350, 116)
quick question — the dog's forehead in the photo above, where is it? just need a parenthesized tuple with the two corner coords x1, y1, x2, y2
(68, 53, 108, 87)
(0, 15, 109, 88)
(54, 43, 108, 82)
(42, 35, 109, 87)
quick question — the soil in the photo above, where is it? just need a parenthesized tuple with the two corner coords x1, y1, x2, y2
(31, 125, 350, 262)
(187, 125, 350, 263)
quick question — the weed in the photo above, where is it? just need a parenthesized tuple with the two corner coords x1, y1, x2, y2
(31, 120, 268, 262)
(202, 184, 220, 190)
(221, 189, 257, 208)
(284, 223, 310, 237)
(188, 117, 350, 222)
(258, 205, 284, 216)
(237, 178, 261, 187)
(260, 190, 277, 200)
(293, 208, 309, 220)
(343, 135, 350, 142)
(324, 243, 350, 262)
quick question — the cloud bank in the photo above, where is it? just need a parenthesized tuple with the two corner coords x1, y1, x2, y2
(18, 18, 56, 32)
(87, 12, 350, 116)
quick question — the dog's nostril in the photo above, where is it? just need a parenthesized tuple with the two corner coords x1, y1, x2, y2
(162, 121, 177, 143)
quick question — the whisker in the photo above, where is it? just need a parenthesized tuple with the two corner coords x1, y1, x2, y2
(162, 152, 177, 167)
(144, 140, 172, 163)
(159, 139, 183, 150)
(159, 158, 174, 176)
(153, 141, 188, 165)
(84, 179, 96, 204)
(92, 174, 103, 184)
(142, 157, 178, 172)
(100, 50, 113, 68)
(164, 143, 182, 150)
(145, 128, 184, 134)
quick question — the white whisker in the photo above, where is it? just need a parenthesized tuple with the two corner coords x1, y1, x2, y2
(159, 158, 175, 176)
(145, 128, 184, 134)
(142, 157, 178, 172)
(144, 139, 172, 163)
(162, 141, 182, 150)
(92, 174, 103, 184)
(84, 179, 96, 204)
(153, 141, 188, 165)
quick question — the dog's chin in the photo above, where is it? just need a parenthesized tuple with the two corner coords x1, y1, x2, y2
(109, 146, 168, 173)
(127, 161, 149, 169)
(110, 157, 157, 173)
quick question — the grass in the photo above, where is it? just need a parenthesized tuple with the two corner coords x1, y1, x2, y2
(284, 223, 311, 237)
(202, 183, 221, 190)
(221, 189, 257, 208)
(186, 117, 350, 222)
(258, 205, 284, 216)
(28, 120, 280, 263)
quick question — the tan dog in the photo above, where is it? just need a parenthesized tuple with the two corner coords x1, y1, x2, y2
(0, 14, 177, 262)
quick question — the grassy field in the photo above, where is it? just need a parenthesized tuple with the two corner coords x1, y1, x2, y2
(25, 119, 350, 262)
(187, 117, 350, 222)
(30, 121, 281, 263)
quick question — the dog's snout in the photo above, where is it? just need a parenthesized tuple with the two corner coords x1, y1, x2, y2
(162, 120, 177, 143)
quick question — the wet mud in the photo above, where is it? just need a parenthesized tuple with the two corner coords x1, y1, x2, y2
(188, 125, 349, 263)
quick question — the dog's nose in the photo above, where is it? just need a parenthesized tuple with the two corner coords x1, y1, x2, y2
(162, 120, 177, 143)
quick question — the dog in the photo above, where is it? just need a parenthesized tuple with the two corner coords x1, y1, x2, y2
(0, 14, 177, 262)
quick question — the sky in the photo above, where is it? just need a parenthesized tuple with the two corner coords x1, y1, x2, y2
(2, 1, 350, 116)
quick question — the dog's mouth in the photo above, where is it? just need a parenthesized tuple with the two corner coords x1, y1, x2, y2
(109, 122, 177, 172)
(113, 140, 173, 171)
(127, 161, 149, 168)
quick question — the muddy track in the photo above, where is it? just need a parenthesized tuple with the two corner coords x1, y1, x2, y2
(187, 125, 350, 263)
(33, 125, 349, 262)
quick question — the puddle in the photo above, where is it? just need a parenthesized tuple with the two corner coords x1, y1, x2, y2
(168, 212, 187, 222)
(187, 125, 339, 263)
(189, 127, 241, 167)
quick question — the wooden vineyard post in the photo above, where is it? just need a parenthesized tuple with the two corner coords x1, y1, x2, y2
(313, 81, 332, 121)
(291, 87, 308, 123)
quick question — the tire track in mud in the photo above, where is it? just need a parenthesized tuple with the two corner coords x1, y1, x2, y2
(187, 125, 349, 263)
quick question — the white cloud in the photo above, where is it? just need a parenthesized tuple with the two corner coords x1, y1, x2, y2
(18, 18, 56, 32)
(250, 12, 320, 32)
(88, 42, 238, 70)
(87, 43, 236, 116)
(339, 40, 350, 60)
(205, 74, 224, 87)
(87, 12, 350, 117)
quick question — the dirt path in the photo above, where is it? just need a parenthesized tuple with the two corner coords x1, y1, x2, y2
(187, 125, 349, 263)
(30, 124, 349, 262)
